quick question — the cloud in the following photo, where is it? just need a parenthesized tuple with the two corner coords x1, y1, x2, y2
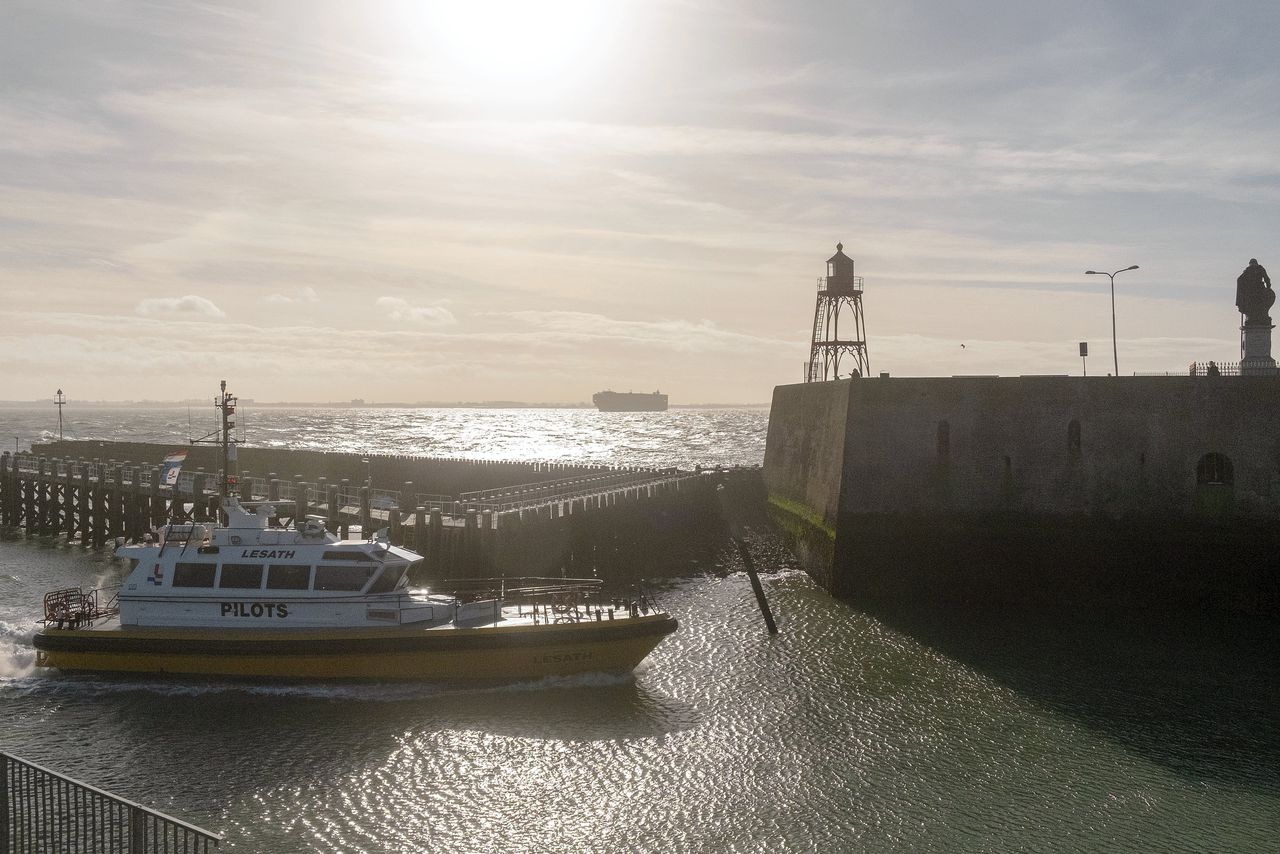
(4, 0, 1280, 405)
(0, 102, 122, 155)
(375, 297, 457, 326)
(135, 295, 225, 319)
(265, 286, 319, 306)
(500, 310, 794, 354)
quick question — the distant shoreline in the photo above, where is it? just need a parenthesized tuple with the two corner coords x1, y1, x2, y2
(0, 400, 770, 410)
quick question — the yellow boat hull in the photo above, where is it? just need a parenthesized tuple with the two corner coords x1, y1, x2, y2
(32, 615, 677, 681)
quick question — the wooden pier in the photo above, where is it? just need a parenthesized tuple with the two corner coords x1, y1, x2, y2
(1, 442, 732, 581)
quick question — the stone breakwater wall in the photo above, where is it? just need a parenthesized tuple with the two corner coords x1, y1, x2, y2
(764, 376, 1280, 615)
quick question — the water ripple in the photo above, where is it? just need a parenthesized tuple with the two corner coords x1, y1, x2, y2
(6, 406, 769, 470)
(1, 410, 1277, 852)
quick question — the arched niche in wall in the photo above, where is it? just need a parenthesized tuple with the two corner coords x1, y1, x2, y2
(1195, 452, 1234, 516)
(1196, 453, 1233, 485)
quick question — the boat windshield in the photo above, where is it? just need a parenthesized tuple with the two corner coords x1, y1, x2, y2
(366, 564, 407, 594)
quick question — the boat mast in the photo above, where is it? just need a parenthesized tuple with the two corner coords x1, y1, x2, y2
(218, 380, 238, 499)
(189, 380, 238, 501)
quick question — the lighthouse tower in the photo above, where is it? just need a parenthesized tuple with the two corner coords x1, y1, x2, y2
(805, 243, 870, 382)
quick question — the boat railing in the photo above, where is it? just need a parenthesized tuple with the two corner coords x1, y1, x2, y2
(434, 577, 660, 624)
(39, 585, 120, 629)
(0, 750, 221, 852)
(439, 576, 601, 600)
(160, 522, 212, 549)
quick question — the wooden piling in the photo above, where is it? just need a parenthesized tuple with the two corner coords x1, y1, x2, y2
(414, 506, 428, 558)
(428, 510, 443, 574)
(294, 477, 307, 525)
(389, 502, 402, 546)
(326, 484, 339, 533)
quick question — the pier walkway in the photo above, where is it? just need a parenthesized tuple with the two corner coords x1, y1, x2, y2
(1, 443, 728, 579)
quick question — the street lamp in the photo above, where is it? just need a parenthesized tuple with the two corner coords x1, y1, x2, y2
(1085, 265, 1139, 376)
(54, 389, 66, 441)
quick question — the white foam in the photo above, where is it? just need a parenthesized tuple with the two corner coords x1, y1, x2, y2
(0, 619, 37, 679)
(4, 666, 637, 702)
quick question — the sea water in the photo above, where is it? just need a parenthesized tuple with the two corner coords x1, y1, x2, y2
(1, 407, 1277, 852)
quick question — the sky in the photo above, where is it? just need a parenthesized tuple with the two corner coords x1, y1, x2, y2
(2, 0, 1279, 404)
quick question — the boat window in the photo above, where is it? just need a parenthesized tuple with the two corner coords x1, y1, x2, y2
(314, 564, 381, 592)
(218, 563, 264, 589)
(322, 550, 376, 561)
(366, 564, 407, 594)
(173, 562, 216, 588)
(266, 564, 312, 590)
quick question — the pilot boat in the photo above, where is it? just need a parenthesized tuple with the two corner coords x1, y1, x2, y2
(31, 383, 676, 681)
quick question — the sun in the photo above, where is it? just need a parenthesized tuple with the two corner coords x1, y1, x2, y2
(395, 0, 623, 104)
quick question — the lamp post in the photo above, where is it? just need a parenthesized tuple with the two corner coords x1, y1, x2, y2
(1085, 265, 1139, 376)
(54, 389, 66, 441)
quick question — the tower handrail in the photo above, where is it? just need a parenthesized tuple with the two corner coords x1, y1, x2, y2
(817, 275, 863, 292)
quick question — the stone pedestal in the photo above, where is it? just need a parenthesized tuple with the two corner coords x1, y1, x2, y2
(1240, 322, 1277, 375)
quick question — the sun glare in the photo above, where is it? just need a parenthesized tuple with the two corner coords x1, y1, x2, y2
(398, 0, 622, 103)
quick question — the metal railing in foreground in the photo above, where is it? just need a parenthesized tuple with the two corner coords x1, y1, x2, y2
(1, 752, 221, 853)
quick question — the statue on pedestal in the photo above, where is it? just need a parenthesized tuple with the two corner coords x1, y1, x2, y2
(1236, 258, 1274, 326)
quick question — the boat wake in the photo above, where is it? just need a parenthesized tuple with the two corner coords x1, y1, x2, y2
(0, 620, 37, 680)
(2, 666, 637, 702)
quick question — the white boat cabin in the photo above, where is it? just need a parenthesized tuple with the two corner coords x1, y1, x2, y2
(113, 497, 482, 629)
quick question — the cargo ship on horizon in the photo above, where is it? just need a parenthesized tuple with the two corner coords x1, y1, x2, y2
(593, 390, 669, 412)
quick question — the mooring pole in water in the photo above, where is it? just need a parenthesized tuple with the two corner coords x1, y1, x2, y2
(717, 483, 778, 635)
(735, 535, 778, 635)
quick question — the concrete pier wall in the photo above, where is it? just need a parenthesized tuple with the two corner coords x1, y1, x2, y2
(761, 381, 849, 590)
(764, 376, 1280, 614)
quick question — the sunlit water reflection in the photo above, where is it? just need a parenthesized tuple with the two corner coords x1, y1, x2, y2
(4, 406, 768, 470)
